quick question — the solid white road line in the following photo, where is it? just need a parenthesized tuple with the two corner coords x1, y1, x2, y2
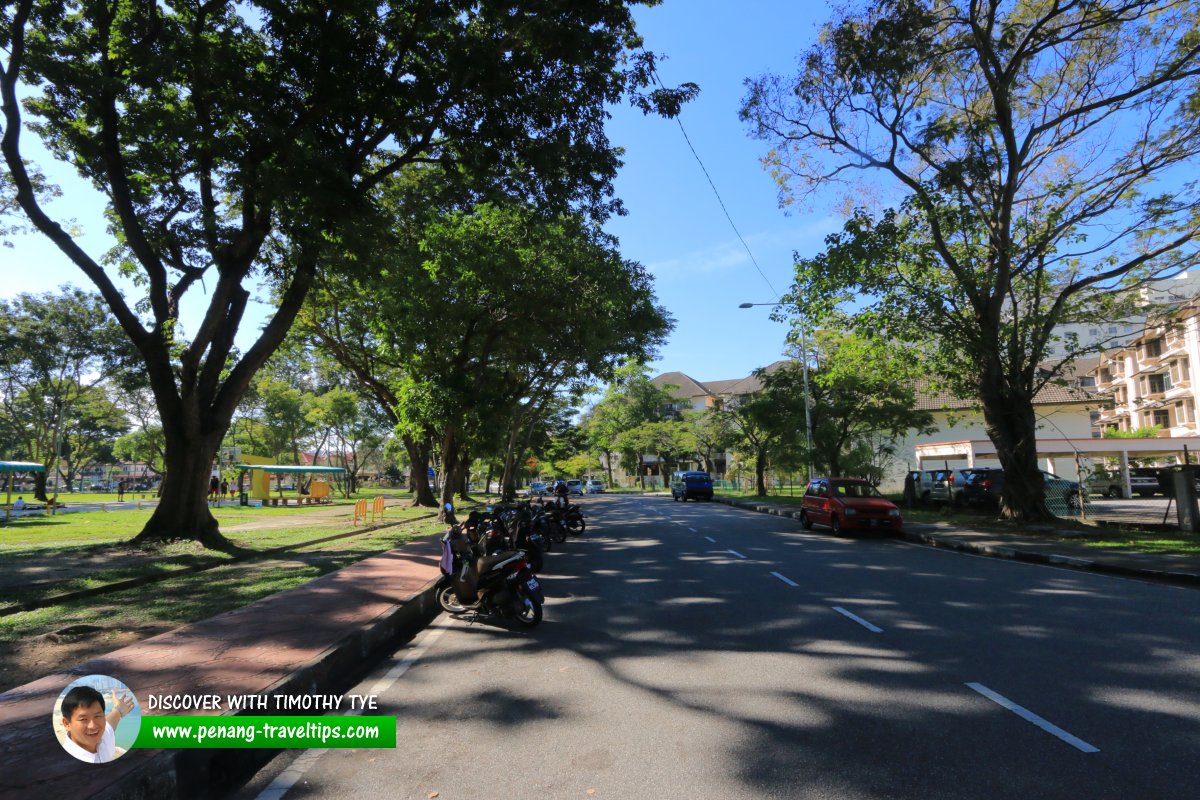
(832, 606, 883, 633)
(727, 549, 747, 559)
(704, 536, 717, 543)
(688, 527, 698, 532)
(254, 623, 452, 800)
(770, 571, 799, 587)
(965, 682, 1100, 753)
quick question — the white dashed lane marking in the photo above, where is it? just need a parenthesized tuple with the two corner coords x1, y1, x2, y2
(965, 683, 1100, 753)
(832, 606, 883, 633)
(770, 571, 799, 587)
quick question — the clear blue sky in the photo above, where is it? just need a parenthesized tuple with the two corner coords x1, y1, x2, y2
(606, 1, 837, 383)
(1, 2, 838, 387)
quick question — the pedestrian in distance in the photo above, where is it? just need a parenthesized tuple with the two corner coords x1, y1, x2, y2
(116, 480, 125, 502)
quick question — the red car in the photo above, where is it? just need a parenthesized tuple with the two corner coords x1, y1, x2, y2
(800, 478, 903, 534)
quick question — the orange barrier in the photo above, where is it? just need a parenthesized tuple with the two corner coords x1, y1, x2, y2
(371, 496, 385, 523)
(353, 498, 369, 526)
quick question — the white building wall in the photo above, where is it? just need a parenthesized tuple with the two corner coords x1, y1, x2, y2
(878, 403, 1098, 492)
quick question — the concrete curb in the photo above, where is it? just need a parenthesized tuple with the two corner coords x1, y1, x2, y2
(713, 496, 1200, 589)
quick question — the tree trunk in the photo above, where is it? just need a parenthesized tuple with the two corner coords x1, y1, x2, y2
(755, 447, 768, 497)
(403, 435, 437, 507)
(603, 449, 615, 487)
(32, 471, 48, 502)
(132, 429, 230, 549)
(979, 377, 1053, 521)
(437, 429, 465, 523)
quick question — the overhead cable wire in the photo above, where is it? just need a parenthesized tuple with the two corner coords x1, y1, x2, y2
(649, 64, 780, 300)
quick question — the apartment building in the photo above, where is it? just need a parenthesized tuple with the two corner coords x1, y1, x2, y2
(1092, 305, 1200, 437)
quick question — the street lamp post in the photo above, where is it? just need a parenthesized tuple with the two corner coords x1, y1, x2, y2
(738, 302, 814, 483)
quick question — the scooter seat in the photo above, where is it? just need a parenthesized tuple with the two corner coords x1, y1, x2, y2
(477, 551, 522, 573)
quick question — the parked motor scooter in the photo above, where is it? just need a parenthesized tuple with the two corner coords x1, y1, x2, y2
(437, 516, 543, 627)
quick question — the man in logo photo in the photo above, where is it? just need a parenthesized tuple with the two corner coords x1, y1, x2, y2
(58, 685, 135, 763)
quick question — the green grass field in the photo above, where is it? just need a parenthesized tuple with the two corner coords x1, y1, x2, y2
(0, 517, 447, 692)
(0, 499, 443, 606)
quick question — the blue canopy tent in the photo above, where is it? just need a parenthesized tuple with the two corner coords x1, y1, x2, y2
(2, 461, 47, 522)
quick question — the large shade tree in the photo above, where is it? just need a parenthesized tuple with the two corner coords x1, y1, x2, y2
(358, 201, 670, 520)
(725, 365, 808, 496)
(583, 362, 678, 487)
(1, 0, 692, 546)
(0, 287, 128, 499)
(742, 0, 1200, 520)
(802, 332, 935, 481)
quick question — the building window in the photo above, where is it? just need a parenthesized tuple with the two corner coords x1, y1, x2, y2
(1153, 410, 1170, 428)
(1079, 376, 1096, 388)
(1146, 373, 1170, 394)
(1145, 339, 1163, 358)
(1099, 368, 1111, 383)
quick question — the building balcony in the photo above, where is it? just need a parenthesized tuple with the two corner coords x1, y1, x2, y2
(1165, 382, 1193, 401)
(1163, 336, 1188, 357)
(1136, 353, 1162, 371)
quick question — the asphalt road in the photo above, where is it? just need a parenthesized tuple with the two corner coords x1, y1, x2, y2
(232, 494, 1200, 800)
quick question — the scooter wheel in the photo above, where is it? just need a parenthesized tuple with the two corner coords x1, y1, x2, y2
(437, 585, 470, 614)
(513, 597, 542, 627)
(566, 516, 585, 536)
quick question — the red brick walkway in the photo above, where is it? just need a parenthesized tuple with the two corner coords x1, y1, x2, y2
(0, 535, 443, 800)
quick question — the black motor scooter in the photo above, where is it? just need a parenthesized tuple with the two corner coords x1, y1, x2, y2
(437, 515, 544, 627)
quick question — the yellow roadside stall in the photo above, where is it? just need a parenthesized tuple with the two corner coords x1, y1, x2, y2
(2, 461, 47, 522)
(233, 464, 346, 506)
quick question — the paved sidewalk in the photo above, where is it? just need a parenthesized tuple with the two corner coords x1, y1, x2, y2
(716, 497, 1200, 588)
(0, 535, 444, 800)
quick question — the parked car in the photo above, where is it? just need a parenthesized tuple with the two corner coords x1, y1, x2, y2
(962, 468, 1081, 510)
(670, 470, 713, 501)
(1085, 467, 1164, 498)
(908, 469, 943, 504)
(1130, 467, 1167, 497)
(800, 478, 903, 534)
(522, 481, 548, 498)
(929, 468, 983, 506)
(585, 479, 605, 494)
(565, 479, 584, 495)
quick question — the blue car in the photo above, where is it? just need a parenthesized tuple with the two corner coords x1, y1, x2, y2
(671, 471, 713, 502)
